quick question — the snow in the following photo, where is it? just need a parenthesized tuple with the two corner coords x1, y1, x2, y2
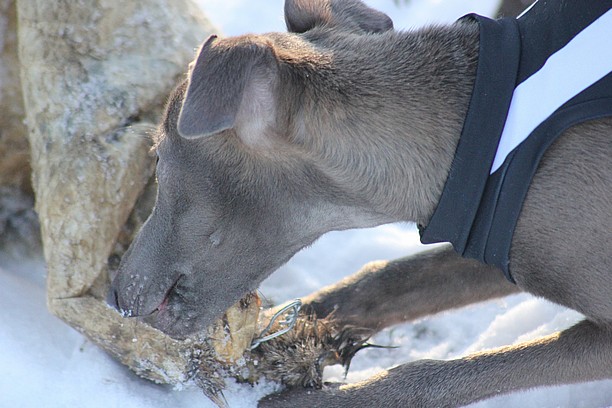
(2, 0, 611, 407)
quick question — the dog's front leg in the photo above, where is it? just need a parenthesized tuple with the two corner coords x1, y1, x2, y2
(260, 319, 612, 407)
(301, 244, 519, 331)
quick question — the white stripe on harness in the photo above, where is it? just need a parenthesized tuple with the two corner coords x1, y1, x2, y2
(490, 9, 612, 174)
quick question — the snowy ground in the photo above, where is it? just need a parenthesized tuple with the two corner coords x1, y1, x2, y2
(2, 0, 611, 407)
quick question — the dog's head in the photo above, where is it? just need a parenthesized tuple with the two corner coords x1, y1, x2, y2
(107, 0, 396, 338)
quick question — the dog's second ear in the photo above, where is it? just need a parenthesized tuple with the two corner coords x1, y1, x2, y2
(178, 35, 278, 143)
(285, 0, 393, 34)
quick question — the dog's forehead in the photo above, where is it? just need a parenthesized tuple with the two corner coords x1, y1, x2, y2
(155, 126, 202, 170)
(154, 131, 173, 159)
(155, 129, 204, 165)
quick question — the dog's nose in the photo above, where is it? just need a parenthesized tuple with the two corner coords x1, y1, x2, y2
(106, 286, 119, 310)
(106, 284, 138, 317)
(108, 289, 136, 317)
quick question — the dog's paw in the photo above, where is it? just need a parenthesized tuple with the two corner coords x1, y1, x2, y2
(258, 360, 452, 407)
(258, 384, 346, 408)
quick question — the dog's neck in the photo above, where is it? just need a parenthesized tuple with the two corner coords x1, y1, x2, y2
(281, 22, 480, 225)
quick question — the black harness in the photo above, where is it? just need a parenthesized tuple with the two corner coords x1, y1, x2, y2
(419, 0, 612, 283)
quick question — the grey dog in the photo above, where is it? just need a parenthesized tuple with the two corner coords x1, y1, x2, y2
(109, 0, 612, 406)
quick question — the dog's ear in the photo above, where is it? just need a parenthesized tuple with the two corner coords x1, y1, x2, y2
(285, 0, 393, 34)
(178, 35, 278, 144)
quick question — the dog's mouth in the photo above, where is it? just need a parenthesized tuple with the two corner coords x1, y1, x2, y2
(155, 294, 171, 315)
(150, 274, 183, 316)
(139, 275, 207, 338)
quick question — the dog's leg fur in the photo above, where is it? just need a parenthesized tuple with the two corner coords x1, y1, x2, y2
(301, 244, 519, 331)
(261, 319, 612, 407)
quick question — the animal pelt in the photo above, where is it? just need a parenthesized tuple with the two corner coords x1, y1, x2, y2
(191, 310, 374, 407)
